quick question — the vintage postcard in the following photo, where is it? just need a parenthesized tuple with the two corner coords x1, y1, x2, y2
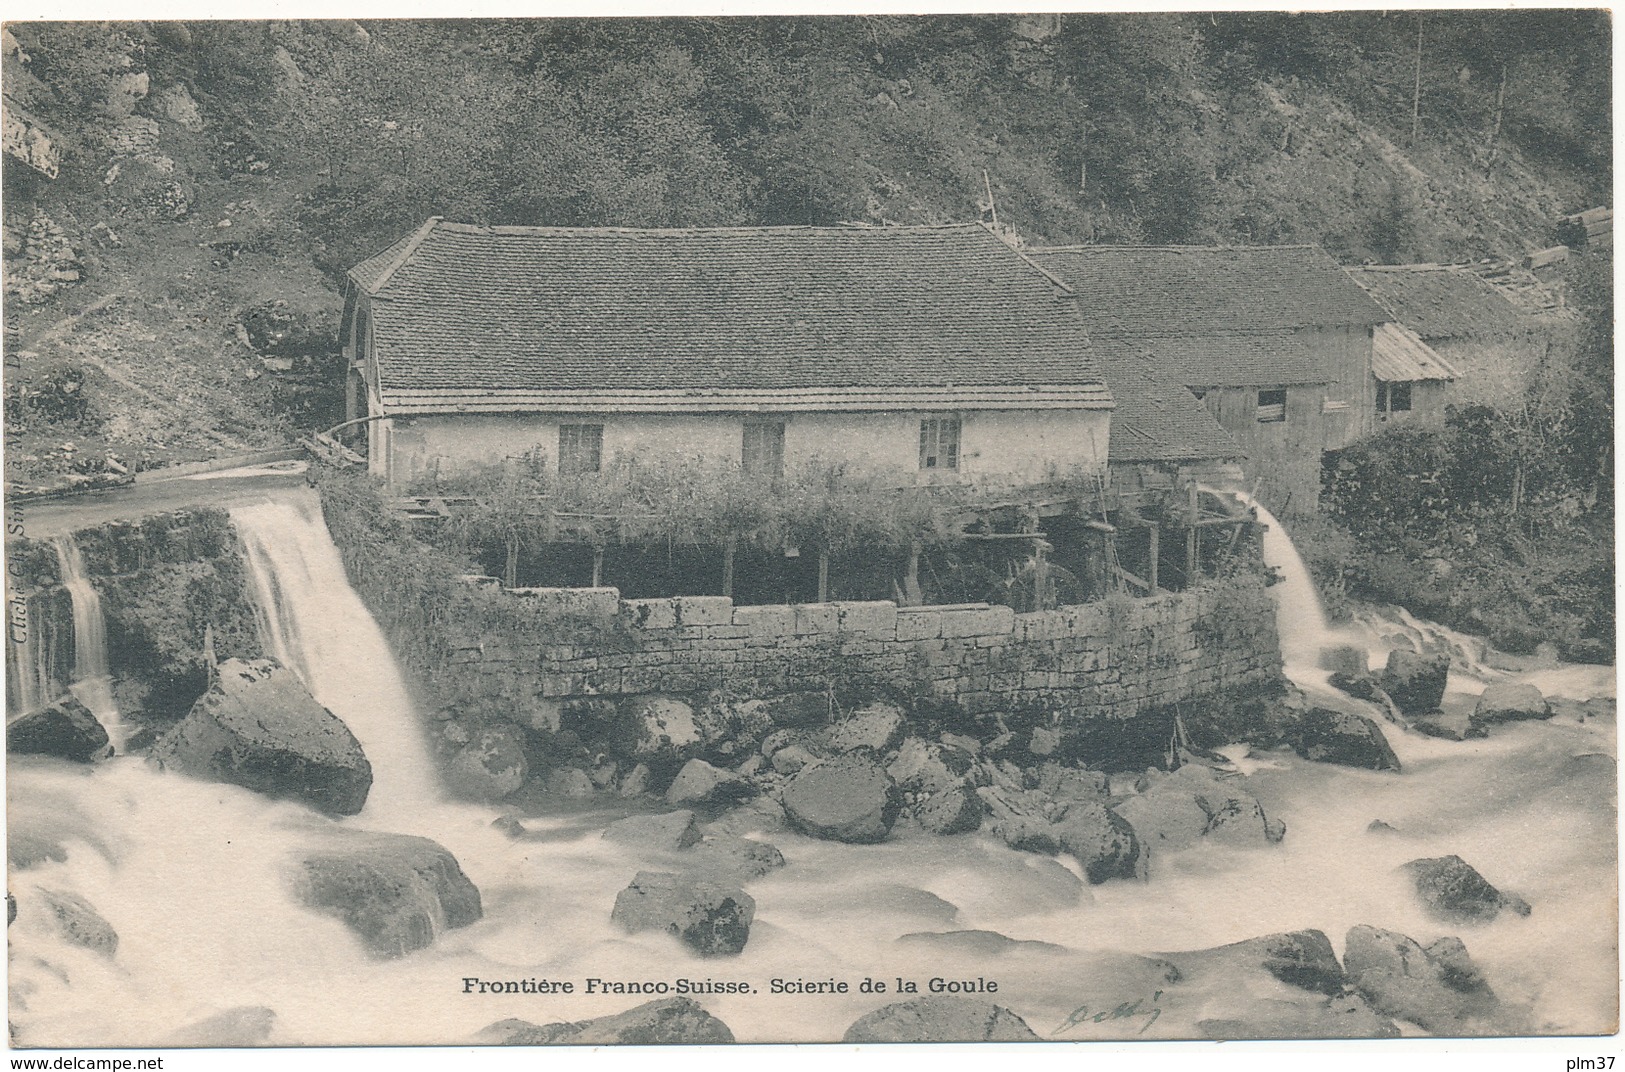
(2, 9, 1615, 1065)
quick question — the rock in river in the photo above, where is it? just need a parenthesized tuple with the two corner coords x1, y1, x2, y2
(843, 997, 1040, 1042)
(782, 754, 901, 843)
(1471, 683, 1552, 730)
(1380, 650, 1450, 717)
(1343, 924, 1516, 1034)
(1401, 855, 1530, 924)
(292, 829, 483, 957)
(151, 658, 372, 817)
(7, 697, 111, 763)
(478, 998, 734, 1044)
(446, 723, 529, 801)
(1285, 707, 1401, 771)
(611, 870, 755, 956)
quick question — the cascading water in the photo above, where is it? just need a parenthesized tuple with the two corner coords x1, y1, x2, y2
(53, 535, 124, 747)
(1231, 491, 1338, 682)
(6, 487, 1615, 1047)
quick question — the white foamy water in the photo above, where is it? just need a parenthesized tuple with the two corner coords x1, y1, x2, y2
(6, 488, 1615, 1046)
(53, 535, 125, 749)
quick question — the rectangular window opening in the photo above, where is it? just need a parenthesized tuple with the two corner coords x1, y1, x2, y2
(559, 423, 604, 474)
(919, 417, 961, 470)
(1256, 389, 1287, 424)
(742, 421, 786, 477)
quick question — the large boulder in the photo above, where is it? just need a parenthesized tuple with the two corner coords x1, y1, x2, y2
(826, 702, 908, 754)
(1471, 684, 1552, 730)
(611, 871, 754, 956)
(915, 781, 983, 835)
(292, 830, 483, 957)
(7, 697, 111, 763)
(37, 888, 118, 956)
(1285, 708, 1401, 771)
(1053, 801, 1144, 884)
(623, 696, 700, 757)
(665, 759, 752, 808)
(842, 997, 1040, 1042)
(1380, 650, 1451, 716)
(1112, 767, 1284, 855)
(782, 754, 901, 843)
(888, 738, 976, 794)
(602, 811, 701, 853)
(682, 834, 786, 884)
(478, 998, 734, 1045)
(1401, 856, 1530, 924)
(151, 659, 372, 817)
(446, 724, 529, 801)
(979, 786, 1063, 855)
(1166, 930, 1346, 997)
(1411, 710, 1483, 742)
(1343, 925, 1515, 1034)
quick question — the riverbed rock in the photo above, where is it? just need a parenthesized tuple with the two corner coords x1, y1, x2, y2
(602, 811, 701, 853)
(477, 998, 734, 1045)
(665, 759, 752, 808)
(7, 698, 111, 763)
(895, 929, 1065, 956)
(1319, 645, 1370, 677)
(1167, 930, 1346, 997)
(293, 830, 483, 957)
(915, 781, 983, 835)
(1054, 801, 1144, 883)
(1471, 684, 1552, 729)
(1343, 925, 1512, 1034)
(827, 702, 907, 754)
(888, 738, 976, 795)
(770, 744, 818, 775)
(682, 834, 785, 884)
(446, 724, 529, 801)
(1112, 767, 1283, 854)
(977, 786, 1061, 854)
(1410, 710, 1483, 741)
(166, 1007, 278, 1046)
(610, 871, 755, 956)
(842, 997, 1040, 1042)
(1285, 708, 1401, 771)
(151, 659, 372, 817)
(1380, 650, 1451, 716)
(1034, 762, 1110, 804)
(624, 696, 700, 757)
(1401, 856, 1530, 924)
(38, 889, 117, 956)
(782, 754, 901, 843)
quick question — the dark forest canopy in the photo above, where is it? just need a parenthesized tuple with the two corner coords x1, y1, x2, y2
(6, 12, 1610, 271)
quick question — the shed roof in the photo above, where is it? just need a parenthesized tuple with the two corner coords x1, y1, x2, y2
(349, 221, 1110, 410)
(1344, 265, 1531, 339)
(1094, 338, 1243, 463)
(1371, 322, 1459, 383)
(1030, 245, 1389, 334)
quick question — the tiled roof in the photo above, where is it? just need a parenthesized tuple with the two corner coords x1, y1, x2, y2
(1344, 265, 1531, 339)
(348, 221, 1109, 405)
(1126, 332, 1331, 388)
(1371, 322, 1459, 382)
(1031, 245, 1389, 334)
(1094, 338, 1243, 463)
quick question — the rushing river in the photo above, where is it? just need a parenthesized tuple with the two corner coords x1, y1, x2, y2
(5, 491, 1615, 1045)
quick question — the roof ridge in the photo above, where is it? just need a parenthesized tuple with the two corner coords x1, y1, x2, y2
(431, 221, 989, 238)
(368, 216, 442, 294)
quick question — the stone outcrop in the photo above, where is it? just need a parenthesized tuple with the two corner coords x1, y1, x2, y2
(1112, 766, 1285, 855)
(665, 759, 752, 808)
(478, 998, 734, 1045)
(446, 724, 528, 801)
(602, 811, 702, 853)
(7, 697, 111, 763)
(826, 702, 907, 753)
(1166, 930, 1347, 997)
(1401, 856, 1530, 924)
(611, 871, 755, 956)
(1285, 707, 1401, 771)
(625, 696, 700, 757)
(293, 830, 483, 957)
(1380, 650, 1451, 716)
(843, 997, 1040, 1042)
(781, 754, 901, 843)
(915, 781, 983, 834)
(1343, 925, 1514, 1034)
(1052, 801, 1143, 883)
(151, 659, 372, 817)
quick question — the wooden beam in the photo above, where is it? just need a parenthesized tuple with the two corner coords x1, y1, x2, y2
(1148, 523, 1160, 593)
(722, 537, 736, 598)
(817, 551, 830, 602)
(591, 547, 604, 588)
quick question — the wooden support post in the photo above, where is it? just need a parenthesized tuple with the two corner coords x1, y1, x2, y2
(903, 541, 922, 607)
(1033, 540, 1052, 611)
(1148, 523, 1160, 592)
(817, 550, 830, 603)
(722, 538, 736, 598)
(1186, 483, 1199, 584)
(591, 547, 604, 588)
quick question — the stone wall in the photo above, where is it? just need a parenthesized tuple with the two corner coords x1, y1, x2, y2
(444, 584, 1282, 732)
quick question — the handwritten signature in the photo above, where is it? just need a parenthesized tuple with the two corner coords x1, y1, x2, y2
(1053, 990, 1163, 1036)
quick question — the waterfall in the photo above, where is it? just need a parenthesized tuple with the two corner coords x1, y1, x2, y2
(229, 493, 442, 817)
(53, 535, 123, 746)
(1231, 492, 1336, 683)
(5, 592, 58, 717)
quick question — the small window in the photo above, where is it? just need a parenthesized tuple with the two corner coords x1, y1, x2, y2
(1256, 389, 1287, 423)
(742, 421, 785, 477)
(558, 423, 603, 474)
(1376, 382, 1414, 417)
(919, 417, 961, 470)
(1190, 388, 1208, 402)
